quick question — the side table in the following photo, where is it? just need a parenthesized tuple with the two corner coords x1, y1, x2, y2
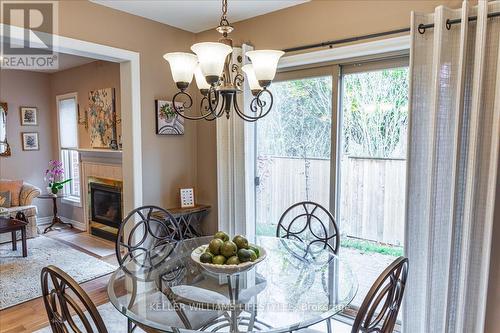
(153, 204, 210, 238)
(0, 216, 28, 257)
(37, 194, 73, 233)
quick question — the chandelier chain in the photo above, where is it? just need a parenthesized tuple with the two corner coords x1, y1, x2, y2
(220, 0, 229, 27)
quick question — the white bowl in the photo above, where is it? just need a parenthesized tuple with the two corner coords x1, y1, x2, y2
(191, 244, 267, 275)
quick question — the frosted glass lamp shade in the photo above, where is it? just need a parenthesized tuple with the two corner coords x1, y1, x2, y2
(194, 65, 211, 92)
(191, 42, 232, 84)
(242, 64, 262, 93)
(163, 52, 198, 89)
(246, 50, 284, 87)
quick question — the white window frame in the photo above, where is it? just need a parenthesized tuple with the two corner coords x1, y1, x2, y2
(56, 92, 82, 206)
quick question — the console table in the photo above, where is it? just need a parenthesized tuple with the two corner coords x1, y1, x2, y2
(153, 204, 210, 238)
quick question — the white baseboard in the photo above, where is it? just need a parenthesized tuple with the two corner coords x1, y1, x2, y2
(37, 216, 86, 232)
(37, 216, 52, 225)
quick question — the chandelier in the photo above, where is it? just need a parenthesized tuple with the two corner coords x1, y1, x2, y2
(163, 0, 284, 122)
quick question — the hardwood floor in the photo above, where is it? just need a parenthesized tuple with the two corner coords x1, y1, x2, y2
(0, 229, 117, 333)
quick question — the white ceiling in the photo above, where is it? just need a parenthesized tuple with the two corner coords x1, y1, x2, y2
(91, 0, 308, 33)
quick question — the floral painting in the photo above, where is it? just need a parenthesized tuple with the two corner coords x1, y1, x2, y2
(155, 100, 184, 135)
(20, 107, 38, 126)
(21, 132, 39, 151)
(88, 88, 116, 148)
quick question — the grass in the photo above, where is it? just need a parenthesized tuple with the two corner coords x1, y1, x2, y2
(256, 223, 403, 257)
(341, 237, 404, 257)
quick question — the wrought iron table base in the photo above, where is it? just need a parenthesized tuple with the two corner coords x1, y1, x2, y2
(43, 196, 73, 233)
(198, 274, 272, 333)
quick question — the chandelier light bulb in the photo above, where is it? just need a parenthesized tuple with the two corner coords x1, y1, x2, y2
(245, 50, 284, 87)
(241, 64, 262, 94)
(163, 52, 198, 90)
(194, 64, 211, 93)
(191, 42, 233, 84)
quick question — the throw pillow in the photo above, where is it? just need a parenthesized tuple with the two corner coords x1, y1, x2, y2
(0, 180, 23, 206)
(0, 191, 11, 208)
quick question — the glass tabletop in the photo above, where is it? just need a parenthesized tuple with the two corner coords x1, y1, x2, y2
(107, 236, 358, 333)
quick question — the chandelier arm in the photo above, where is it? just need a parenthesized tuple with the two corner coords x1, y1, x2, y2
(172, 91, 216, 121)
(199, 95, 218, 121)
(233, 88, 274, 122)
(205, 87, 225, 118)
(230, 92, 264, 122)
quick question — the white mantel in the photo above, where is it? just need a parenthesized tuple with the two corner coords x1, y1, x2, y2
(78, 148, 122, 165)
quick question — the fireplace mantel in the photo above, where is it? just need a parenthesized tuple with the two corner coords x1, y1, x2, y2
(78, 148, 122, 165)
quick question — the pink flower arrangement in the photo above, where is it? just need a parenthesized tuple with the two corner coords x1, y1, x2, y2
(44, 160, 71, 194)
(44, 160, 64, 183)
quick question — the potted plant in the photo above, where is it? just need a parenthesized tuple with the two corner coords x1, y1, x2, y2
(44, 160, 71, 195)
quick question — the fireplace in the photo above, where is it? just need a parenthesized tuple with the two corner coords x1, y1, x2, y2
(89, 180, 122, 241)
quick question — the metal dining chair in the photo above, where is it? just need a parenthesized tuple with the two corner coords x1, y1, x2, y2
(116, 205, 182, 333)
(277, 201, 340, 333)
(41, 265, 108, 333)
(277, 201, 340, 255)
(116, 205, 182, 265)
(351, 256, 409, 333)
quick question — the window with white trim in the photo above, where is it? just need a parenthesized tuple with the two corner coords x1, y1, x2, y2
(57, 93, 81, 204)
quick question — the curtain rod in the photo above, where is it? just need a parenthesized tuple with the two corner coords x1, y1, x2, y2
(283, 11, 500, 53)
(418, 11, 500, 34)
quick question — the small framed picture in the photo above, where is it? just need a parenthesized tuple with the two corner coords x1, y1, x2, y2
(180, 188, 195, 208)
(155, 100, 185, 135)
(20, 107, 38, 126)
(21, 132, 39, 151)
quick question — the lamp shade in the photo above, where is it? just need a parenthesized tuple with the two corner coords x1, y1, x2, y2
(163, 52, 198, 85)
(241, 64, 261, 91)
(191, 42, 232, 82)
(246, 50, 284, 83)
(194, 65, 211, 90)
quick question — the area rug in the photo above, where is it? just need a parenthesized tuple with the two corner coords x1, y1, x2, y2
(0, 235, 117, 309)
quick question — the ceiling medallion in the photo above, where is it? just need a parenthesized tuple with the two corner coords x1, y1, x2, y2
(163, 0, 284, 122)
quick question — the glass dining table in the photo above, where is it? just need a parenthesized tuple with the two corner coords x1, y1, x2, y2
(107, 236, 358, 333)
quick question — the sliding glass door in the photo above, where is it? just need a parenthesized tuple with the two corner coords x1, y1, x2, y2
(253, 57, 409, 325)
(339, 59, 408, 315)
(255, 67, 336, 237)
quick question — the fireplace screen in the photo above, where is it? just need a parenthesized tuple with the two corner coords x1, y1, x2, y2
(90, 182, 122, 228)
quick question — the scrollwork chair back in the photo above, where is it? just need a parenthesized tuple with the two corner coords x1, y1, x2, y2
(116, 205, 182, 266)
(41, 265, 108, 333)
(351, 256, 409, 333)
(277, 201, 340, 255)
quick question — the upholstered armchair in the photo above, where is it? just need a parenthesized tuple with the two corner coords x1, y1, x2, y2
(0, 180, 41, 243)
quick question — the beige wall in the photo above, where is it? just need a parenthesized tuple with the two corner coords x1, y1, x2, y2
(50, 60, 121, 149)
(0, 70, 54, 217)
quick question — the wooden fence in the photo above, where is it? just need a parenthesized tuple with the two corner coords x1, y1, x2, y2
(256, 156, 406, 245)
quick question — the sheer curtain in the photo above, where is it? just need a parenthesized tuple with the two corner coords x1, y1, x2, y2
(405, 1, 500, 332)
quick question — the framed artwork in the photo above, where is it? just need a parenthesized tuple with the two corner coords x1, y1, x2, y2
(20, 107, 38, 126)
(21, 132, 39, 151)
(155, 100, 185, 135)
(180, 188, 195, 208)
(88, 88, 117, 148)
